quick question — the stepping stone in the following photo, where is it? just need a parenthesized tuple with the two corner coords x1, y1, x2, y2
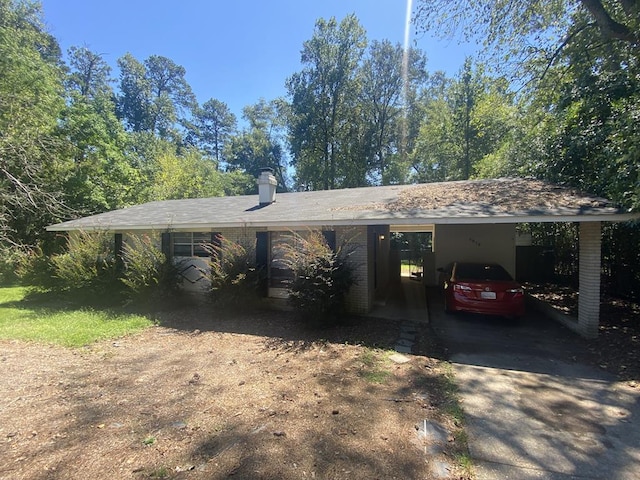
(389, 353, 411, 364)
(430, 459, 454, 479)
(412, 420, 451, 456)
(417, 420, 449, 444)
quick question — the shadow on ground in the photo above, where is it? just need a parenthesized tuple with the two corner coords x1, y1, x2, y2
(427, 287, 640, 480)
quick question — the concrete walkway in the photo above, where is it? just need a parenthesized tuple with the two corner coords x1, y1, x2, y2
(427, 288, 640, 480)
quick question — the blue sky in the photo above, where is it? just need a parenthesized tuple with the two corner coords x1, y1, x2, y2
(41, 0, 479, 120)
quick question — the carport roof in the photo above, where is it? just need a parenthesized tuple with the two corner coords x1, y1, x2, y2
(46, 178, 638, 232)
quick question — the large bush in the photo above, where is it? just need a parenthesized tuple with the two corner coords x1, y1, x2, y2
(202, 235, 262, 309)
(14, 246, 57, 290)
(0, 244, 24, 285)
(49, 231, 120, 298)
(120, 234, 182, 303)
(281, 230, 356, 325)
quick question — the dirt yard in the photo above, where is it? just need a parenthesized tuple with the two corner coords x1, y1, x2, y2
(526, 283, 640, 382)
(0, 306, 468, 480)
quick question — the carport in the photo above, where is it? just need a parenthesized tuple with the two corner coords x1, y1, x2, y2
(377, 179, 639, 339)
(391, 222, 604, 338)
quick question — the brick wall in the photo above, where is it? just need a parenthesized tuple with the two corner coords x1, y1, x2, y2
(121, 226, 375, 313)
(337, 225, 370, 314)
(217, 227, 261, 245)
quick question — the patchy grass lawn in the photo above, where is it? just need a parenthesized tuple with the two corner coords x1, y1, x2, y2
(0, 292, 470, 480)
(0, 286, 152, 347)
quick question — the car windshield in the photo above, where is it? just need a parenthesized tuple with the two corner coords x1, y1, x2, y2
(455, 263, 513, 281)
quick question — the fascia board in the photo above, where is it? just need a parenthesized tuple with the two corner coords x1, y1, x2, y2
(45, 211, 639, 233)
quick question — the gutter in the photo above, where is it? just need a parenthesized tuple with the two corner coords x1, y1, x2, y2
(45, 211, 640, 233)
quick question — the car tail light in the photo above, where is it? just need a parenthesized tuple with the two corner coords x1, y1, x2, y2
(454, 284, 472, 291)
(506, 288, 524, 295)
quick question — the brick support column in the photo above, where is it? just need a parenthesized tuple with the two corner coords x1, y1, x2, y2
(578, 222, 601, 339)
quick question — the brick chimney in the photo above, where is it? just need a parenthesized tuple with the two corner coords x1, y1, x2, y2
(257, 167, 277, 206)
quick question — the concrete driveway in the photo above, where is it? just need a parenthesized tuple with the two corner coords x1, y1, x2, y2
(427, 289, 640, 480)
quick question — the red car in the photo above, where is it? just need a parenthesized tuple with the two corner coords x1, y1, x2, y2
(439, 262, 525, 318)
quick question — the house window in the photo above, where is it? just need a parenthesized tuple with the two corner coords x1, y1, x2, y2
(172, 232, 210, 257)
(268, 230, 335, 289)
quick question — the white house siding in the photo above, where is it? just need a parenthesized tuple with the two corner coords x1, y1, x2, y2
(433, 224, 517, 278)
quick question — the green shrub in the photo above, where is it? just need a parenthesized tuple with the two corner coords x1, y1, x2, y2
(0, 244, 24, 285)
(281, 230, 356, 326)
(49, 231, 120, 298)
(120, 234, 182, 303)
(202, 235, 262, 309)
(14, 246, 57, 290)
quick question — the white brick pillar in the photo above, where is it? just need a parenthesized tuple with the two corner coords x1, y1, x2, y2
(578, 222, 601, 338)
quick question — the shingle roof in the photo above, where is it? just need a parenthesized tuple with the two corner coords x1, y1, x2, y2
(46, 178, 636, 232)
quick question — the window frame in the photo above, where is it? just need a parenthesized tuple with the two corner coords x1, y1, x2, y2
(172, 232, 211, 258)
(267, 229, 336, 291)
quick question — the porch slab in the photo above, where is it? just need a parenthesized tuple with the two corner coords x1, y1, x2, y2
(368, 277, 429, 324)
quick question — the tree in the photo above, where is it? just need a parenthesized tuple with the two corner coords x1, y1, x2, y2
(144, 54, 196, 138)
(469, 80, 519, 178)
(191, 98, 237, 166)
(225, 131, 284, 190)
(226, 98, 290, 191)
(116, 53, 195, 138)
(287, 15, 367, 190)
(61, 45, 143, 213)
(523, 26, 640, 209)
(220, 169, 256, 196)
(451, 58, 478, 179)
(360, 40, 427, 184)
(411, 61, 518, 181)
(574, 0, 639, 43)
(150, 148, 225, 200)
(0, 0, 66, 247)
(413, 0, 640, 82)
(66, 46, 112, 99)
(116, 53, 150, 132)
(57, 91, 142, 213)
(411, 92, 457, 182)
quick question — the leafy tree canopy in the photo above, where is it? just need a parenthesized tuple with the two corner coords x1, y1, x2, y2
(414, 0, 640, 82)
(0, 0, 66, 246)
